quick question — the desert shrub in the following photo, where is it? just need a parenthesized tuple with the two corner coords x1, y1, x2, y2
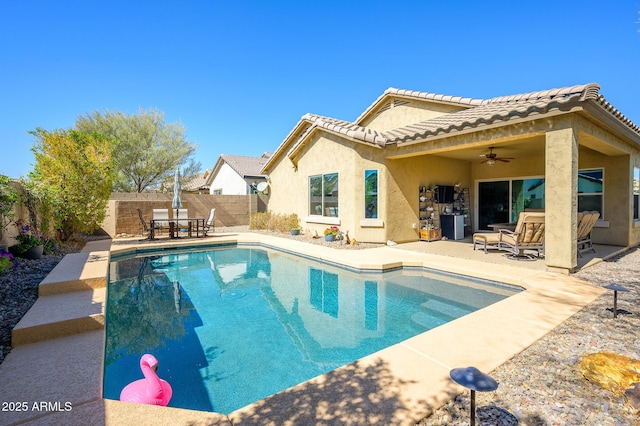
(0, 249, 17, 274)
(249, 212, 271, 230)
(250, 212, 299, 233)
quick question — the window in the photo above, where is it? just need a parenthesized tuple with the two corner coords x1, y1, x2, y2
(577, 168, 603, 217)
(309, 173, 339, 216)
(364, 170, 378, 218)
(634, 167, 639, 220)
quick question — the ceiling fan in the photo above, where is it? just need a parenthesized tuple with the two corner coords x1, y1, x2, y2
(479, 147, 514, 166)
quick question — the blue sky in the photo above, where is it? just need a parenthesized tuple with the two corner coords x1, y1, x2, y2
(1, 1, 639, 179)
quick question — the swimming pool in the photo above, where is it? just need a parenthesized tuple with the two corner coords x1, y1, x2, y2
(103, 245, 520, 414)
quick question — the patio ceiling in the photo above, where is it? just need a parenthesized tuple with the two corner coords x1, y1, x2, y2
(389, 129, 628, 163)
(392, 137, 546, 163)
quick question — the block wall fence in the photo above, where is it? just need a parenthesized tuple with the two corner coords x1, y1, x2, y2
(103, 193, 269, 237)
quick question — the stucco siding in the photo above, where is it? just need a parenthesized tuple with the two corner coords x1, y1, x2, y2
(386, 155, 473, 243)
(361, 101, 466, 132)
(264, 84, 640, 273)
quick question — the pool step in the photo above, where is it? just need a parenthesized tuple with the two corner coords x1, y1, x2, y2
(11, 239, 111, 346)
(11, 288, 106, 346)
(38, 250, 109, 296)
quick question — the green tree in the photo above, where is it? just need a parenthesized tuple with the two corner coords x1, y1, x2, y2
(75, 108, 201, 192)
(28, 128, 115, 240)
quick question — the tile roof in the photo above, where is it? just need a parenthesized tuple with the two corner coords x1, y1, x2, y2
(263, 83, 640, 172)
(182, 173, 209, 191)
(388, 83, 640, 144)
(220, 154, 272, 178)
(337, 84, 639, 145)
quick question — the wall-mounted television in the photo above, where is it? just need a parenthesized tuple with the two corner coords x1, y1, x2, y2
(437, 185, 456, 203)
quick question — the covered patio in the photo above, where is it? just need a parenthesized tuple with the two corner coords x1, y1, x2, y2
(263, 83, 640, 275)
(395, 237, 626, 273)
(380, 84, 640, 275)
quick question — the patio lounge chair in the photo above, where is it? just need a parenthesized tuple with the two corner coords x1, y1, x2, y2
(577, 211, 599, 257)
(203, 208, 215, 236)
(498, 212, 545, 259)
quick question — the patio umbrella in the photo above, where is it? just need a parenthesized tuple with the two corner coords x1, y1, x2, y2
(172, 169, 182, 224)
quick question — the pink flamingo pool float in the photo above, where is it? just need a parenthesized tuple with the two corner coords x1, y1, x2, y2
(120, 354, 172, 406)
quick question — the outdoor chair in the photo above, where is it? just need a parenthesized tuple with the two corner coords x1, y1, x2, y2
(577, 211, 599, 257)
(498, 212, 545, 259)
(177, 208, 190, 235)
(152, 209, 170, 236)
(137, 208, 151, 240)
(203, 208, 215, 236)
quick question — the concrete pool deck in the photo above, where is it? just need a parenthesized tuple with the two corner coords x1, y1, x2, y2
(0, 233, 608, 425)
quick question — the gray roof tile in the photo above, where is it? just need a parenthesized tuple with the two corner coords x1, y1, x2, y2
(220, 154, 272, 178)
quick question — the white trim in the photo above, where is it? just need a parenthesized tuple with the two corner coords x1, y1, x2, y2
(305, 216, 340, 226)
(360, 219, 384, 228)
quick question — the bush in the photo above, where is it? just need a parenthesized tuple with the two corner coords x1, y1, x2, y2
(250, 212, 300, 233)
(0, 249, 17, 274)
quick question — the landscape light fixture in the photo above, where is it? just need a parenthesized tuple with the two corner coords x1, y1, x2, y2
(450, 366, 498, 426)
(603, 283, 630, 318)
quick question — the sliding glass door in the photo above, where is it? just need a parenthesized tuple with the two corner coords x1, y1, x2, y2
(478, 178, 545, 230)
(478, 181, 509, 230)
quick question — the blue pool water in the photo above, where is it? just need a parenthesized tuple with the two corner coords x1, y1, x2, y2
(103, 245, 519, 414)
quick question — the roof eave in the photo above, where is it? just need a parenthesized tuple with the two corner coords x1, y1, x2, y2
(205, 157, 226, 186)
(261, 116, 315, 174)
(581, 100, 640, 145)
(354, 88, 483, 125)
(286, 126, 385, 165)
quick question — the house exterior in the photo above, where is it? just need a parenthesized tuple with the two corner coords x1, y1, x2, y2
(181, 170, 210, 194)
(205, 153, 272, 195)
(261, 83, 640, 274)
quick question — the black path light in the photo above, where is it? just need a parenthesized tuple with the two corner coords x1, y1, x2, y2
(450, 366, 498, 426)
(603, 283, 630, 318)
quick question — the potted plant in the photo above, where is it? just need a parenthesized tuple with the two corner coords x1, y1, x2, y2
(324, 226, 339, 242)
(290, 227, 301, 236)
(9, 220, 48, 259)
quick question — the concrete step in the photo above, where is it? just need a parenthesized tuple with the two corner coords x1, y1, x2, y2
(39, 250, 109, 296)
(11, 288, 106, 346)
(12, 239, 112, 346)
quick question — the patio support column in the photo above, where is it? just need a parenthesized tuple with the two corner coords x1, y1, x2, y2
(545, 121, 578, 273)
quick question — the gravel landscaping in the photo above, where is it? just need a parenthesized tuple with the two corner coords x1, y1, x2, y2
(1, 233, 638, 425)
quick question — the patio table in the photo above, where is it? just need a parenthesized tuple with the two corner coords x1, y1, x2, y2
(488, 222, 517, 232)
(150, 218, 205, 239)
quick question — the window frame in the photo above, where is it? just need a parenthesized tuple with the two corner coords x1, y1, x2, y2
(308, 172, 339, 217)
(634, 167, 639, 221)
(577, 168, 604, 218)
(364, 169, 378, 219)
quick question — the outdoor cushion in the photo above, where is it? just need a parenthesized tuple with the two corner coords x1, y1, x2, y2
(473, 232, 501, 253)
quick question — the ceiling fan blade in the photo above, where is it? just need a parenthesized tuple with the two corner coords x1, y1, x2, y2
(496, 158, 511, 162)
